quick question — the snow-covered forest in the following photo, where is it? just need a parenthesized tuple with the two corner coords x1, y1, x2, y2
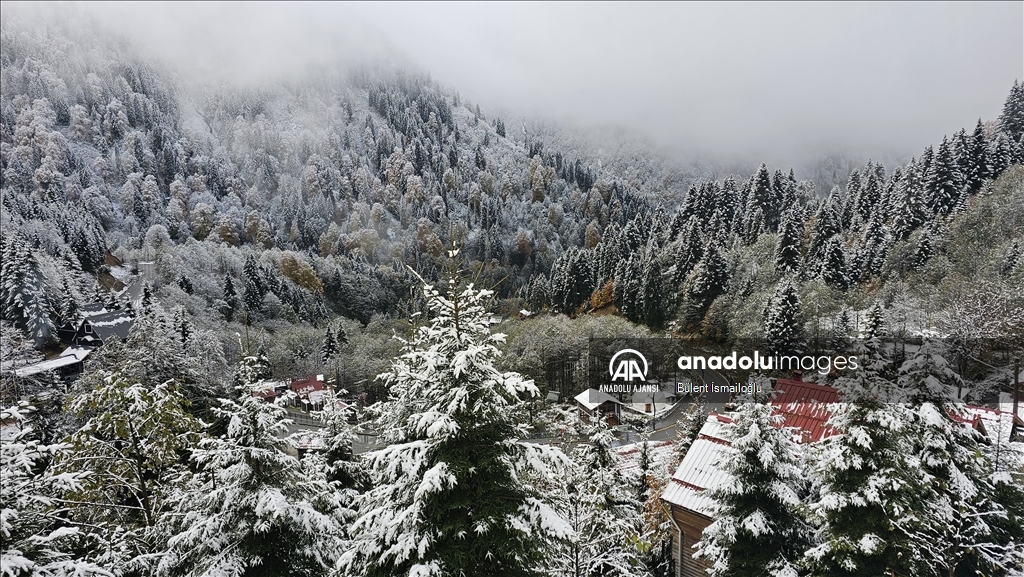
(1, 6, 1023, 577)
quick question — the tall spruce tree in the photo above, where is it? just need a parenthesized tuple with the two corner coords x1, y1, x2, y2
(157, 355, 346, 577)
(640, 255, 665, 329)
(56, 371, 204, 572)
(1, 403, 108, 577)
(1, 235, 54, 348)
(926, 136, 961, 217)
(694, 400, 807, 577)
(552, 422, 648, 577)
(805, 339, 927, 576)
(775, 209, 803, 273)
(819, 235, 851, 289)
(890, 157, 926, 240)
(764, 278, 805, 355)
(339, 262, 571, 577)
(997, 79, 1024, 142)
(222, 275, 238, 321)
(898, 340, 1024, 575)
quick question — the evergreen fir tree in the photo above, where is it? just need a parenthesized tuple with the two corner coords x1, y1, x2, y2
(339, 263, 571, 577)
(690, 243, 729, 301)
(552, 421, 648, 577)
(1, 403, 108, 577)
(856, 169, 881, 222)
(56, 372, 204, 571)
(863, 302, 885, 339)
(322, 326, 338, 363)
(806, 191, 841, 265)
(775, 209, 803, 273)
(222, 275, 238, 322)
(806, 340, 927, 576)
(913, 225, 936, 269)
(898, 340, 1024, 575)
(57, 277, 80, 325)
(242, 255, 265, 321)
(890, 157, 926, 240)
(172, 306, 193, 346)
(970, 119, 991, 185)
(925, 136, 961, 217)
(997, 79, 1024, 142)
(841, 170, 862, 230)
(640, 256, 664, 329)
(694, 401, 807, 577)
(176, 273, 194, 295)
(141, 282, 154, 315)
(763, 278, 805, 355)
(819, 236, 851, 291)
(749, 163, 779, 232)
(157, 355, 346, 577)
(0, 235, 55, 348)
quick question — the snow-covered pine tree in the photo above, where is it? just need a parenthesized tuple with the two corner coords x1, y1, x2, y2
(1, 402, 109, 577)
(321, 325, 338, 363)
(156, 355, 346, 577)
(890, 157, 926, 240)
(222, 275, 238, 321)
(863, 302, 885, 339)
(56, 372, 204, 572)
(764, 278, 805, 356)
(997, 79, 1024, 142)
(806, 194, 840, 265)
(775, 208, 803, 273)
(926, 136, 962, 217)
(0, 234, 55, 348)
(749, 163, 778, 232)
(552, 421, 648, 577)
(818, 237, 849, 291)
(309, 388, 364, 493)
(339, 259, 571, 577)
(898, 339, 1024, 575)
(805, 339, 927, 576)
(639, 255, 664, 328)
(694, 400, 807, 577)
(913, 223, 937, 269)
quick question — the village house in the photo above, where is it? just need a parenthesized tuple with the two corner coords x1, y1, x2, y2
(574, 387, 624, 426)
(68, 309, 134, 348)
(3, 303, 135, 389)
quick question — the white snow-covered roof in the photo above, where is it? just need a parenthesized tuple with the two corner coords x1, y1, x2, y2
(11, 347, 92, 378)
(573, 388, 623, 411)
(615, 440, 675, 477)
(661, 413, 734, 517)
(307, 390, 327, 405)
(289, 432, 324, 450)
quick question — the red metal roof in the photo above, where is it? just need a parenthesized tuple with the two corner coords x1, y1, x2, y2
(770, 378, 838, 443)
(289, 375, 326, 394)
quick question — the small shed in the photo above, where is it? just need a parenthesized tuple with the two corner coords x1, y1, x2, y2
(574, 388, 623, 426)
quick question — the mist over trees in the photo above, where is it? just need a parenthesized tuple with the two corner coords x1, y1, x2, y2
(1, 9, 1023, 577)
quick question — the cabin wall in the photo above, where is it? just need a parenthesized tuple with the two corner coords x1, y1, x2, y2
(670, 505, 712, 577)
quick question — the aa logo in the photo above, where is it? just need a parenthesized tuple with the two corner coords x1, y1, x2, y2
(609, 349, 648, 382)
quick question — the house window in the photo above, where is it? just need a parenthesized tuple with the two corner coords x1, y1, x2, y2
(84, 325, 93, 333)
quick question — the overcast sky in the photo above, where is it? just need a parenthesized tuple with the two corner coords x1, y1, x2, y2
(11, 2, 1022, 167)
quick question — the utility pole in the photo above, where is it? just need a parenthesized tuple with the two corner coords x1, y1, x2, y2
(1012, 360, 1020, 442)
